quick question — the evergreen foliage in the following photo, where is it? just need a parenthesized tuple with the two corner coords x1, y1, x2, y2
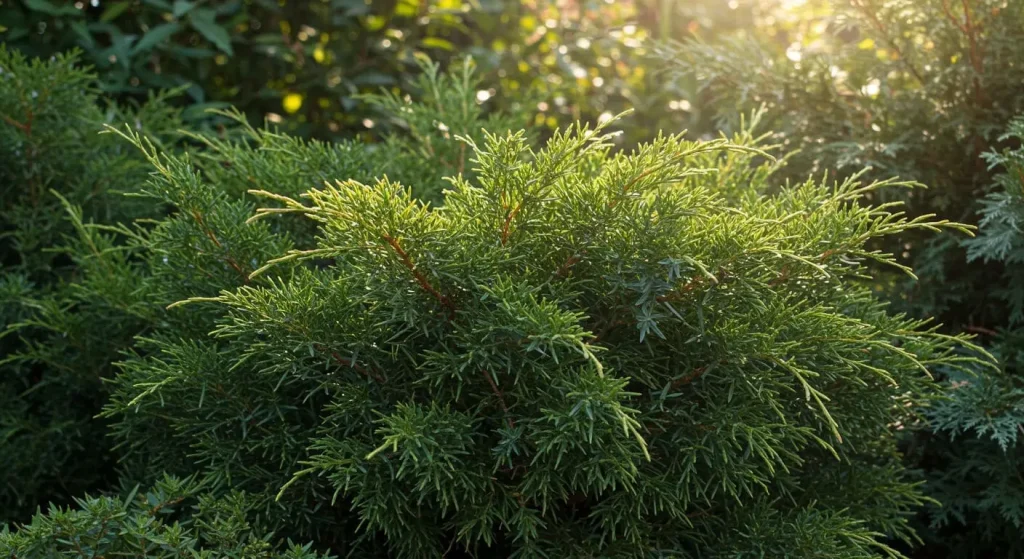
(0, 46, 182, 522)
(915, 117, 1024, 558)
(0, 475, 331, 559)
(661, 2, 1024, 555)
(74, 109, 988, 556)
(2, 24, 1013, 554)
(0, 51, 527, 526)
(662, 0, 1024, 320)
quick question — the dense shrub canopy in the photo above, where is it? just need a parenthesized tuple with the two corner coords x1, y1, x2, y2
(0, 46, 181, 520)
(67, 110, 982, 557)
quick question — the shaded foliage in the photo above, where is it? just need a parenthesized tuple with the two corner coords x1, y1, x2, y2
(0, 475, 333, 558)
(661, 1, 1024, 556)
(0, 50, 527, 525)
(0, 46, 182, 522)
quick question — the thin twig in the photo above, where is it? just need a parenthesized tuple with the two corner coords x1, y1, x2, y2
(849, 0, 926, 84)
(190, 210, 250, 284)
(482, 369, 515, 428)
(500, 200, 525, 245)
(0, 112, 30, 134)
(670, 366, 709, 391)
(318, 345, 385, 383)
(382, 234, 456, 320)
(965, 325, 998, 336)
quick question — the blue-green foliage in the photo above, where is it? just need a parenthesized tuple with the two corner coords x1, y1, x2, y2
(918, 118, 1024, 558)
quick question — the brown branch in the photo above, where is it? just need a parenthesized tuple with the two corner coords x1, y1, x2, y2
(190, 210, 250, 284)
(147, 496, 186, 517)
(849, 0, 926, 84)
(609, 168, 654, 209)
(942, 0, 987, 105)
(482, 369, 515, 428)
(554, 250, 586, 278)
(940, 0, 969, 34)
(317, 344, 385, 383)
(500, 200, 525, 245)
(965, 325, 999, 336)
(382, 234, 456, 320)
(961, 0, 987, 107)
(656, 276, 703, 304)
(941, 0, 989, 165)
(768, 265, 791, 287)
(670, 365, 709, 391)
(0, 112, 30, 134)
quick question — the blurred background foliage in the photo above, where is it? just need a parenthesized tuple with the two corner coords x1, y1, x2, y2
(0, 0, 808, 144)
(0, 0, 688, 143)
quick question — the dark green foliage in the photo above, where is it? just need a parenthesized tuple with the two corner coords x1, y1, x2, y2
(0, 46, 181, 522)
(913, 118, 1024, 558)
(0, 475, 332, 558)
(661, 2, 1024, 555)
(0, 50, 527, 527)
(78, 109, 987, 557)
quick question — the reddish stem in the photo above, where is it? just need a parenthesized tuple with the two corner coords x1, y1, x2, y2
(555, 252, 583, 277)
(965, 325, 999, 336)
(382, 234, 456, 319)
(670, 365, 709, 391)
(1, 112, 30, 134)
(656, 276, 703, 303)
(482, 369, 515, 428)
(500, 201, 525, 245)
(190, 210, 250, 283)
(849, 0, 925, 84)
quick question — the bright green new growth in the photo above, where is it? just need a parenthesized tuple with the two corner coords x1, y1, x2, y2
(92, 110, 988, 557)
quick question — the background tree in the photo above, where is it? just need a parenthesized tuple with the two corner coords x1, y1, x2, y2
(0, 0, 509, 138)
(661, 0, 1024, 556)
(0, 0, 670, 142)
(918, 117, 1024, 559)
(0, 45, 182, 522)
